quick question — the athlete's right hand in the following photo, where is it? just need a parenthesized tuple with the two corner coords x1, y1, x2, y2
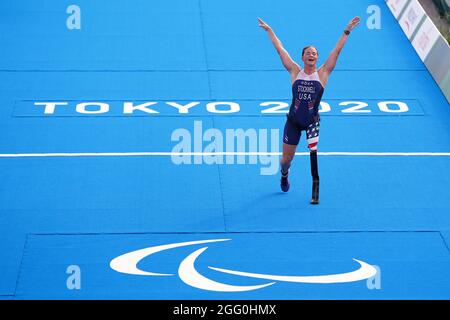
(258, 18, 271, 31)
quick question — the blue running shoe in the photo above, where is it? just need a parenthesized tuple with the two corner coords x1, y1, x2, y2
(281, 174, 290, 192)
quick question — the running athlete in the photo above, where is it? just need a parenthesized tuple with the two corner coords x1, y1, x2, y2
(258, 16, 360, 204)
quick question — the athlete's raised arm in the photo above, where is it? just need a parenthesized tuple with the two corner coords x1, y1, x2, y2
(258, 17, 300, 77)
(319, 17, 360, 87)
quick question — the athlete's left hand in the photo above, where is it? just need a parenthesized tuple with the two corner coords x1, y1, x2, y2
(346, 16, 360, 32)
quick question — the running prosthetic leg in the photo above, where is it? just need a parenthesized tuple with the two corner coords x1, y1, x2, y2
(311, 179, 319, 205)
(310, 151, 319, 204)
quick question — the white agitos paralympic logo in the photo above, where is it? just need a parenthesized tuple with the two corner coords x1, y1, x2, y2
(110, 239, 378, 292)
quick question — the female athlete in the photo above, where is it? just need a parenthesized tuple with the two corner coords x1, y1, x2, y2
(258, 16, 360, 204)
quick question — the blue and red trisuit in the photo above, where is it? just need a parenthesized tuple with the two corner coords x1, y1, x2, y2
(281, 69, 322, 204)
(283, 69, 324, 151)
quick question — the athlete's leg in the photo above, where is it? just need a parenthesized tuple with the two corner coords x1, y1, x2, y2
(281, 142, 297, 173)
(306, 121, 320, 204)
(281, 118, 301, 192)
(280, 143, 297, 192)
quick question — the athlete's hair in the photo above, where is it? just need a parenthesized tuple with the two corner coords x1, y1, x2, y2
(302, 45, 318, 57)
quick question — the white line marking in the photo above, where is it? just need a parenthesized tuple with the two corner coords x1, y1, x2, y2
(0, 152, 449, 158)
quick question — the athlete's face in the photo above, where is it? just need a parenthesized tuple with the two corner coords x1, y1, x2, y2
(302, 47, 318, 67)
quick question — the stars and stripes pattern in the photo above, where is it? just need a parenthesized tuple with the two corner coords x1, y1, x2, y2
(306, 121, 320, 151)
